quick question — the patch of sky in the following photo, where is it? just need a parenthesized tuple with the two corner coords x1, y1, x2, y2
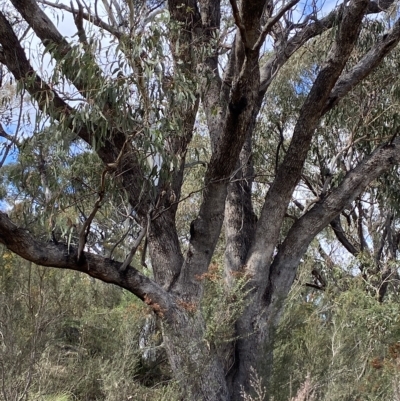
(0, 124, 18, 165)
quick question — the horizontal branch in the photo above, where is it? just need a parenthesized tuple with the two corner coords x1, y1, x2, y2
(0, 212, 171, 313)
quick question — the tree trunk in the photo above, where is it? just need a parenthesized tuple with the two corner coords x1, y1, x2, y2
(162, 310, 230, 401)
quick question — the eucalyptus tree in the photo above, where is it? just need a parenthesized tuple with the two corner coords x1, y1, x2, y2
(1, 0, 400, 399)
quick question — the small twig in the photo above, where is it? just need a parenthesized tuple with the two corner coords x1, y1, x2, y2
(305, 282, 325, 290)
(18, 25, 31, 42)
(148, 0, 165, 14)
(109, 222, 132, 259)
(388, 131, 398, 145)
(119, 207, 152, 272)
(150, 186, 205, 221)
(152, 165, 255, 222)
(328, 135, 367, 171)
(292, 199, 304, 211)
(275, 122, 285, 174)
(0, 91, 24, 168)
(38, 0, 121, 38)
(184, 160, 207, 169)
(320, 170, 332, 198)
(101, 0, 118, 27)
(107, 131, 141, 171)
(252, 0, 300, 51)
(229, 0, 248, 47)
(302, 196, 319, 214)
(77, 168, 108, 261)
(119, 226, 147, 272)
(301, 173, 319, 197)
(71, 0, 88, 44)
(311, 267, 327, 288)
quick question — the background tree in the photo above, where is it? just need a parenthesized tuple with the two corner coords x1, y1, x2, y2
(1, 0, 400, 399)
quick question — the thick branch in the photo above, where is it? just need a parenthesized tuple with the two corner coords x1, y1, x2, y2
(266, 138, 400, 308)
(224, 134, 258, 284)
(171, 0, 269, 301)
(0, 212, 171, 313)
(259, 0, 395, 93)
(174, 51, 262, 301)
(230, 4, 373, 389)
(247, 0, 369, 285)
(10, 0, 115, 110)
(229, 0, 248, 47)
(0, 10, 148, 218)
(324, 17, 400, 112)
(198, 0, 222, 152)
(239, 0, 268, 47)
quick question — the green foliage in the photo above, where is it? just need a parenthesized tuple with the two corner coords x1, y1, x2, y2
(271, 259, 400, 401)
(0, 247, 178, 400)
(201, 262, 250, 343)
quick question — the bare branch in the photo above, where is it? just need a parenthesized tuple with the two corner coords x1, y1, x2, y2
(0, 212, 171, 312)
(229, 0, 248, 47)
(330, 216, 359, 256)
(101, 0, 118, 27)
(77, 168, 108, 261)
(247, 0, 370, 284)
(259, 0, 396, 93)
(252, 0, 300, 51)
(267, 137, 400, 305)
(120, 206, 154, 273)
(10, 0, 110, 103)
(324, 17, 400, 113)
(119, 227, 147, 273)
(39, 0, 122, 37)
